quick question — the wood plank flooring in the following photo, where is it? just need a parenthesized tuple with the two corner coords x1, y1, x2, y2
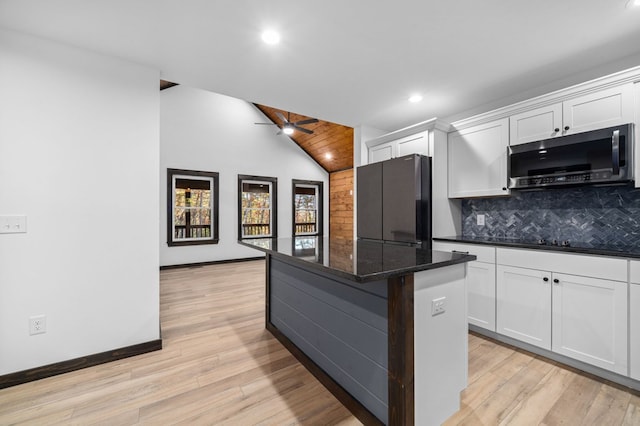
(0, 259, 638, 425)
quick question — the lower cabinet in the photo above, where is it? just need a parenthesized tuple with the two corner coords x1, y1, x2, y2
(437, 243, 632, 377)
(552, 273, 627, 375)
(432, 242, 496, 332)
(630, 260, 640, 380)
(496, 265, 551, 350)
(466, 261, 496, 331)
(631, 284, 640, 380)
(496, 249, 628, 375)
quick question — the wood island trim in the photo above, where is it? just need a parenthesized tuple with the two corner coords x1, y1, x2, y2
(387, 274, 415, 425)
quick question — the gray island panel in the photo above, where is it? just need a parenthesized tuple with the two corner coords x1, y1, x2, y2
(270, 257, 389, 423)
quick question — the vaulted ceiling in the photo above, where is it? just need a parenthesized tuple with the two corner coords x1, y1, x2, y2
(254, 104, 353, 173)
(160, 81, 354, 172)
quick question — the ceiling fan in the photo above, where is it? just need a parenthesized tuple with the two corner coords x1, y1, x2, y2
(255, 111, 318, 135)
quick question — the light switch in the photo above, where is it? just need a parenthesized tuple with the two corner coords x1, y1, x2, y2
(0, 215, 27, 234)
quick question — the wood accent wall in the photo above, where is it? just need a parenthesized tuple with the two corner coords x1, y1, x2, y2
(329, 169, 354, 240)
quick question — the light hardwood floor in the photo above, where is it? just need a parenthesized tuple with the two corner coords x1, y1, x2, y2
(0, 260, 638, 425)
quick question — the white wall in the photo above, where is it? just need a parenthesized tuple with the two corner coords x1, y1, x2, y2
(0, 29, 160, 375)
(160, 86, 329, 266)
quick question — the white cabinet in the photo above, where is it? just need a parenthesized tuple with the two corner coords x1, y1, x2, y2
(632, 284, 640, 380)
(369, 142, 394, 163)
(496, 248, 628, 374)
(630, 260, 640, 380)
(552, 273, 627, 375)
(466, 262, 496, 331)
(496, 265, 551, 350)
(367, 130, 430, 164)
(509, 84, 635, 146)
(432, 242, 496, 331)
(448, 118, 510, 198)
(396, 132, 429, 157)
(563, 84, 635, 135)
(510, 103, 562, 145)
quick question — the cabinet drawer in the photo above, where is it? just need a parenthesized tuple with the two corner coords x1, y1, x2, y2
(496, 248, 626, 282)
(432, 242, 495, 263)
(631, 260, 640, 284)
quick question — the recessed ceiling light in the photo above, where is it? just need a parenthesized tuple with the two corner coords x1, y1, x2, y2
(408, 94, 423, 103)
(261, 30, 281, 45)
(325, 153, 332, 160)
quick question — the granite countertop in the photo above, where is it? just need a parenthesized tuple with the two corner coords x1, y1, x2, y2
(239, 237, 476, 282)
(433, 235, 640, 259)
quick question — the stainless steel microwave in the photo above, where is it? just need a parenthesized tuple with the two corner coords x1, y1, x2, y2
(508, 123, 634, 190)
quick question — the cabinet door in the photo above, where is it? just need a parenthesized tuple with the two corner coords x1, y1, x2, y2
(552, 273, 627, 374)
(509, 103, 562, 146)
(396, 132, 429, 157)
(562, 83, 635, 135)
(368, 142, 394, 163)
(496, 265, 551, 350)
(448, 118, 510, 198)
(467, 261, 496, 332)
(631, 283, 640, 380)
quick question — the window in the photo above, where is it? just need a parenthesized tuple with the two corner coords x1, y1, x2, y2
(167, 169, 219, 246)
(292, 180, 323, 236)
(238, 175, 277, 239)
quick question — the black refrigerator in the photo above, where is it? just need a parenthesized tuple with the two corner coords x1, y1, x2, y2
(356, 153, 432, 246)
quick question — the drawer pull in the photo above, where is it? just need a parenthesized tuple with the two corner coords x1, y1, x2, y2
(543, 277, 549, 282)
(452, 250, 470, 255)
(553, 278, 560, 284)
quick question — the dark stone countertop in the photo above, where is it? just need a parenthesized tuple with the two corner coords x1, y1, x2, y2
(433, 235, 640, 259)
(239, 237, 476, 283)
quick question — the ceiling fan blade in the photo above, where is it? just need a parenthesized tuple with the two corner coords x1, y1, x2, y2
(293, 125, 314, 135)
(294, 118, 319, 126)
(254, 122, 277, 125)
(275, 111, 288, 123)
(276, 128, 283, 135)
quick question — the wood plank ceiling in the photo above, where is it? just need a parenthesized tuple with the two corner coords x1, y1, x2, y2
(254, 104, 354, 173)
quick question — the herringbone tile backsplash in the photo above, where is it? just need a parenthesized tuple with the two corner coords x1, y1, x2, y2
(461, 186, 640, 247)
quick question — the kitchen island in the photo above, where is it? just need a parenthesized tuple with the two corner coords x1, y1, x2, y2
(239, 237, 476, 426)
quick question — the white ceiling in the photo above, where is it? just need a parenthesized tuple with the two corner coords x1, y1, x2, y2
(1, 0, 640, 131)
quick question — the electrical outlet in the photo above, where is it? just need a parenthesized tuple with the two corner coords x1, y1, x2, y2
(477, 214, 485, 226)
(431, 297, 446, 316)
(29, 315, 46, 335)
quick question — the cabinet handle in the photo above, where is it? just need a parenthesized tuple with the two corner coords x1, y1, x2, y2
(502, 187, 507, 191)
(612, 129, 620, 176)
(564, 126, 570, 131)
(452, 250, 469, 254)
(553, 278, 560, 284)
(554, 127, 560, 132)
(543, 277, 549, 282)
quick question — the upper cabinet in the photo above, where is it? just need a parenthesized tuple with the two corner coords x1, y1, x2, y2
(509, 103, 563, 145)
(369, 142, 394, 163)
(510, 84, 635, 146)
(367, 130, 429, 164)
(448, 118, 510, 198)
(364, 119, 450, 165)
